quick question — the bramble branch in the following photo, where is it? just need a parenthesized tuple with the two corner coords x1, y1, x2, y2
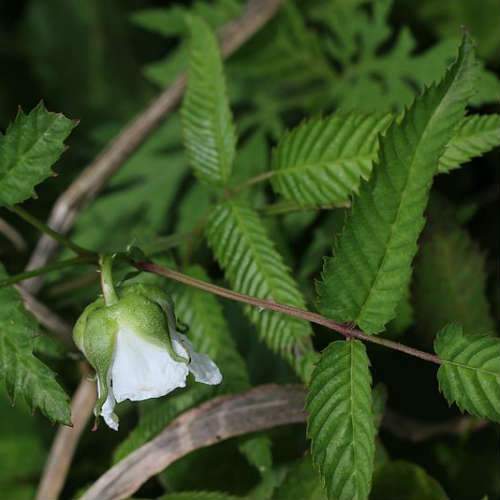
(134, 261, 442, 365)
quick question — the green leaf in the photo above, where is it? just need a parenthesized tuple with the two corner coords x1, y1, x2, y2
(271, 113, 392, 206)
(272, 456, 326, 500)
(371, 461, 448, 500)
(159, 492, 239, 500)
(416, 0, 500, 62)
(306, 340, 375, 500)
(238, 434, 273, 476)
(271, 110, 500, 208)
(414, 212, 495, 341)
(439, 114, 500, 173)
(71, 119, 187, 253)
(0, 102, 76, 207)
(206, 200, 314, 378)
(0, 265, 70, 424)
(182, 16, 236, 185)
(435, 324, 500, 423)
(174, 266, 251, 394)
(318, 36, 475, 334)
(0, 392, 45, 487)
(132, 1, 241, 38)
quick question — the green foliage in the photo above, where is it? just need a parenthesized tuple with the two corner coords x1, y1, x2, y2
(71, 120, 187, 252)
(0, 392, 45, 498)
(318, 36, 475, 334)
(435, 324, 500, 422)
(206, 200, 313, 376)
(270, 113, 392, 206)
(182, 16, 236, 186)
(308, 0, 492, 111)
(132, 1, 242, 39)
(0, 265, 70, 424)
(272, 456, 325, 500)
(416, 0, 500, 61)
(371, 461, 448, 500)
(0, 103, 75, 207)
(306, 340, 375, 500)
(135, 0, 242, 87)
(159, 492, 239, 500)
(440, 114, 500, 172)
(271, 110, 500, 209)
(414, 209, 495, 340)
(23, 0, 146, 121)
(2, 1, 500, 497)
(238, 434, 273, 476)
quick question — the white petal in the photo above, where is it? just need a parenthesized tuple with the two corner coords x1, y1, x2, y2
(111, 327, 189, 403)
(97, 378, 119, 431)
(174, 333, 223, 385)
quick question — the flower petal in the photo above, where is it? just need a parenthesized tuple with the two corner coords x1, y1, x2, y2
(174, 333, 223, 385)
(111, 327, 189, 403)
(97, 378, 119, 431)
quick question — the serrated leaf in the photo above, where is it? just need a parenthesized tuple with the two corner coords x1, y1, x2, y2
(270, 113, 392, 206)
(0, 265, 70, 424)
(271, 110, 500, 208)
(318, 36, 475, 334)
(371, 460, 448, 500)
(439, 114, 500, 173)
(182, 16, 236, 185)
(0, 102, 76, 207)
(414, 216, 495, 341)
(435, 324, 500, 423)
(306, 340, 375, 500)
(206, 200, 314, 378)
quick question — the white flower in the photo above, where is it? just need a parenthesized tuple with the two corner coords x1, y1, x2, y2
(73, 265, 222, 431)
(99, 328, 221, 431)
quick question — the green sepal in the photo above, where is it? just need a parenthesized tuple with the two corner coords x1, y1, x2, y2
(119, 284, 190, 364)
(74, 301, 118, 419)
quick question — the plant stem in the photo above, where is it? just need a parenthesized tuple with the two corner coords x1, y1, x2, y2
(134, 261, 442, 365)
(99, 255, 119, 306)
(227, 171, 275, 197)
(0, 255, 96, 288)
(8, 205, 95, 258)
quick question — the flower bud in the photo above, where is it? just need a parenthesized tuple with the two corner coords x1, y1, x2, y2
(74, 258, 222, 430)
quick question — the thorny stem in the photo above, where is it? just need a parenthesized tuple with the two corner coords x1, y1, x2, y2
(8, 205, 95, 258)
(134, 261, 442, 365)
(0, 255, 96, 288)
